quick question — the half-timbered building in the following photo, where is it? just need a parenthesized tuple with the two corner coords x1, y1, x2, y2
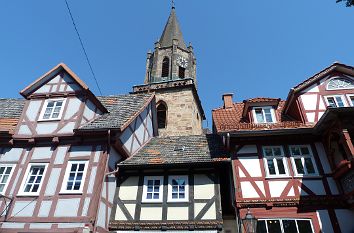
(0, 63, 157, 233)
(212, 62, 354, 233)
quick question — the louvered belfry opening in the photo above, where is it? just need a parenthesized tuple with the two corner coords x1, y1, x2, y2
(162, 57, 170, 77)
(157, 102, 167, 129)
(179, 66, 185, 79)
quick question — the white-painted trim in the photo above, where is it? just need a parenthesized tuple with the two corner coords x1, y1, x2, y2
(142, 176, 164, 203)
(252, 106, 277, 123)
(324, 95, 347, 108)
(346, 94, 354, 106)
(18, 163, 48, 196)
(60, 160, 89, 194)
(38, 98, 67, 121)
(167, 175, 189, 202)
(262, 146, 289, 178)
(0, 164, 15, 195)
(289, 145, 319, 177)
(326, 76, 354, 90)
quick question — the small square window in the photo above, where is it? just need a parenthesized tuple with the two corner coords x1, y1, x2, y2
(19, 163, 48, 196)
(142, 176, 163, 202)
(168, 175, 188, 202)
(252, 107, 276, 123)
(325, 95, 346, 108)
(262, 146, 288, 177)
(60, 161, 89, 194)
(289, 145, 318, 176)
(39, 99, 66, 121)
(0, 165, 15, 195)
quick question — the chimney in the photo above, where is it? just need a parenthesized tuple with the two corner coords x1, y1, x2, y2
(222, 93, 234, 109)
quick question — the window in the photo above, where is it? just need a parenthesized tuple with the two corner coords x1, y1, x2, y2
(179, 66, 185, 78)
(142, 176, 163, 202)
(253, 107, 276, 123)
(0, 165, 14, 194)
(39, 99, 66, 120)
(19, 163, 48, 196)
(61, 161, 88, 193)
(289, 145, 318, 176)
(168, 175, 188, 202)
(347, 94, 354, 106)
(256, 219, 314, 233)
(263, 146, 288, 177)
(327, 77, 354, 90)
(325, 95, 346, 108)
(157, 102, 167, 129)
(162, 57, 170, 77)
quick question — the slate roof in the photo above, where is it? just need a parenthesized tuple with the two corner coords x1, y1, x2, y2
(159, 7, 187, 50)
(78, 94, 153, 131)
(213, 100, 312, 133)
(119, 135, 230, 167)
(0, 98, 25, 132)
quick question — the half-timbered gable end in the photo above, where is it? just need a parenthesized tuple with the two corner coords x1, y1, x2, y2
(0, 64, 157, 233)
(15, 63, 107, 138)
(109, 135, 230, 232)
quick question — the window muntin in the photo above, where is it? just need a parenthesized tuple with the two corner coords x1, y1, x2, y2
(347, 94, 354, 106)
(0, 165, 14, 194)
(168, 175, 188, 202)
(325, 95, 346, 108)
(289, 145, 318, 176)
(253, 107, 276, 123)
(256, 219, 314, 233)
(142, 176, 163, 202)
(39, 99, 66, 121)
(19, 163, 48, 196)
(327, 77, 354, 90)
(61, 161, 88, 193)
(262, 146, 288, 177)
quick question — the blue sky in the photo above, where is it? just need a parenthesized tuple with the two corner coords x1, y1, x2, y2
(1, 0, 353, 127)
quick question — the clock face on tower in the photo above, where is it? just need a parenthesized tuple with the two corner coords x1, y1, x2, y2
(176, 56, 188, 68)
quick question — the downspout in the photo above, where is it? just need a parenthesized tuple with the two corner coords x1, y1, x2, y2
(92, 129, 113, 233)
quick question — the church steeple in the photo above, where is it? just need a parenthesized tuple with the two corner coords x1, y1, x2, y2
(159, 7, 187, 50)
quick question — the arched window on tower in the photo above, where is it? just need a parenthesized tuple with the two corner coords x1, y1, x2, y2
(179, 66, 185, 79)
(162, 57, 170, 77)
(157, 102, 167, 129)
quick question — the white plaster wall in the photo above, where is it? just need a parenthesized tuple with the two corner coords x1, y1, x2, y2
(301, 94, 318, 110)
(167, 207, 188, 220)
(115, 206, 127, 220)
(119, 177, 139, 200)
(269, 180, 288, 197)
(327, 177, 339, 195)
(36, 122, 58, 134)
(238, 157, 262, 177)
(301, 84, 319, 94)
(54, 198, 80, 217)
(11, 201, 36, 217)
(335, 209, 354, 233)
(0, 148, 22, 162)
(140, 207, 162, 220)
(317, 210, 334, 233)
(32, 147, 53, 160)
(26, 100, 41, 121)
(194, 174, 214, 199)
(194, 203, 216, 220)
(315, 142, 332, 174)
(64, 97, 81, 120)
(306, 112, 316, 122)
(301, 180, 325, 195)
(108, 148, 122, 170)
(240, 182, 259, 198)
(237, 145, 257, 154)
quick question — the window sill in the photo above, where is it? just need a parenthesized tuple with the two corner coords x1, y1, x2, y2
(17, 193, 40, 197)
(59, 191, 83, 195)
(141, 200, 163, 203)
(167, 199, 189, 203)
(37, 118, 61, 122)
(293, 175, 321, 179)
(265, 175, 291, 179)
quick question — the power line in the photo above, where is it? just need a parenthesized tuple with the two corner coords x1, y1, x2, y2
(64, 0, 103, 96)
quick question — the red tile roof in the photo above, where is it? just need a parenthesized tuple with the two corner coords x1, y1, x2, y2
(212, 100, 312, 133)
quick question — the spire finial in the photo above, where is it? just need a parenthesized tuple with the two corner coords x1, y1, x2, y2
(172, 0, 175, 9)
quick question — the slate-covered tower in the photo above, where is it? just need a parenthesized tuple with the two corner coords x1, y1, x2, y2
(133, 6, 205, 136)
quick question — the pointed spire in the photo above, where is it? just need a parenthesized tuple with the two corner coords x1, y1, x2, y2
(159, 7, 187, 50)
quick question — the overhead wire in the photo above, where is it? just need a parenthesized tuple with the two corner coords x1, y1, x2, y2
(64, 0, 103, 96)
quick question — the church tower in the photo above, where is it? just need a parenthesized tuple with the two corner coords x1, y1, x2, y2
(133, 6, 205, 136)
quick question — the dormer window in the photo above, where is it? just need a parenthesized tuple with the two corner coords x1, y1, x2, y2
(39, 99, 66, 121)
(327, 77, 354, 90)
(325, 95, 346, 108)
(252, 106, 276, 123)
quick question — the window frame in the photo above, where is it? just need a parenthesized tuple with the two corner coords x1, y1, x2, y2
(289, 145, 319, 177)
(18, 163, 48, 196)
(38, 98, 66, 121)
(167, 175, 189, 202)
(0, 164, 15, 195)
(257, 218, 314, 233)
(262, 146, 289, 178)
(324, 95, 347, 108)
(142, 176, 164, 203)
(326, 76, 354, 90)
(252, 106, 277, 123)
(60, 160, 89, 194)
(346, 94, 354, 106)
